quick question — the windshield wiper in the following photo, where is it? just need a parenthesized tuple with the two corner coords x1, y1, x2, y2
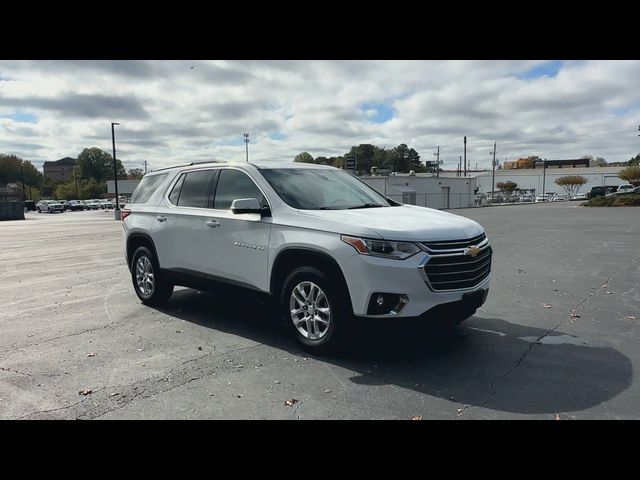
(347, 203, 386, 209)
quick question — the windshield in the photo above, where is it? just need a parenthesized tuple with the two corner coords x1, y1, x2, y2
(260, 168, 392, 210)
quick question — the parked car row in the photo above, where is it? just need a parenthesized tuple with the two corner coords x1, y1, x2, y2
(34, 199, 118, 213)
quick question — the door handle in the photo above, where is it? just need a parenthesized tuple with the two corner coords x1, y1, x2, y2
(205, 220, 220, 228)
(155, 215, 167, 222)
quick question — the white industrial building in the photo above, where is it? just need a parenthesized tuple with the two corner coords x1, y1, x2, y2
(474, 166, 627, 196)
(360, 174, 478, 209)
(107, 180, 141, 196)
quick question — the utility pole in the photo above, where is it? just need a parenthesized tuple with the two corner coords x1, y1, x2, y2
(463, 136, 467, 177)
(143, 160, 148, 174)
(243, 133, 249, 162)
(458, 156, 462, 177)
(20, 165, 25, 201)
(491, 142, 497, 204)
(542, 158, 547, 197)
(434, 146, 440, 179)
(111, 122, 120, 219)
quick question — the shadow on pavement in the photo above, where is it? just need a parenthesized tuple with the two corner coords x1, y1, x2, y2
(154, 287, 632, 415)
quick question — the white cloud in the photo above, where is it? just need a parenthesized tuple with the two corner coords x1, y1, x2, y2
(0, 60, 639, 171)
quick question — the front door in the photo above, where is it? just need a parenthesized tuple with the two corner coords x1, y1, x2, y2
(202, 168, 271, 292)
(441, 186, 450, 209)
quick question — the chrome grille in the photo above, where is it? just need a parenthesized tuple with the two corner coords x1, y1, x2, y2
(419, 233, 486, 252)
(420, 240, 492, 291)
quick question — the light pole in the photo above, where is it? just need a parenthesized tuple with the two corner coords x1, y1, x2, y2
(490, 142, 497, 204)
(111, 122, 121, 220)
(542, 158, 547, 198)
(244, 133, 249, 162)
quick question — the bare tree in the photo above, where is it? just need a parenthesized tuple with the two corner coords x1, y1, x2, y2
(555, 175, 588, 197)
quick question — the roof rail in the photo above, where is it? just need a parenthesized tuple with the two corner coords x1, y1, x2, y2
(150, 160, 223, 173)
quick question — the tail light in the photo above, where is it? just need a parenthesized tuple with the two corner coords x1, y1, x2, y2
(121, 209, 131, 221)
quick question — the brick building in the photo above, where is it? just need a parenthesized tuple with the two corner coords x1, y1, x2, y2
(43, 157, 76, 182)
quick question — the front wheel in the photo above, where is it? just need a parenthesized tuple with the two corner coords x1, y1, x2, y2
(130, 246, 173, 306)
(281, 266, 351, 352)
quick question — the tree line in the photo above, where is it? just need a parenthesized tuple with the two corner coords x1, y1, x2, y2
(0, 148, 144, 201)
(294, 143, 431, 174)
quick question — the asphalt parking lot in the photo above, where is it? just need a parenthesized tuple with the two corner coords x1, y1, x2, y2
(1, 203, 638, 419)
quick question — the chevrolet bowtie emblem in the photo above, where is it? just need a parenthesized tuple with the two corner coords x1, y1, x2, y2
(464, 245, 480, 257)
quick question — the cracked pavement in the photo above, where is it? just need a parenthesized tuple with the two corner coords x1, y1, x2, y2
(0, 203, 638, 419)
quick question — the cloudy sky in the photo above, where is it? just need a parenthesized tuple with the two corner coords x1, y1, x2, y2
(1, 60, 639, 172)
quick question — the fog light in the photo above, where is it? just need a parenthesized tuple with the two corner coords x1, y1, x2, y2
(367, 293, 408, 315)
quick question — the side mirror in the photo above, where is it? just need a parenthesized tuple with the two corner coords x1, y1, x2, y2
(230, 197, 263, 214)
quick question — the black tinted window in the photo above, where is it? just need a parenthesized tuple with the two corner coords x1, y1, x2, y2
(214, 169, 265, 210)
(177, 170, 214, 208)
(129, 174, 167, 204)
(168, 173, 186, 205)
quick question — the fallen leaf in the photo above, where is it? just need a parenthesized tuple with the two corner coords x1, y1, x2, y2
(284, 398, 299, 407)
(625, 315, 637, 320)
(274, 380, 281, 384)
(449, 396, 456, 402)
(110, 392, 120, 397)
(411, 416, 423, 421)
(555, 413, 561, 420)
(324, 389, 332, 394)
(236, 364, 244, 368)
(570, 311, 581, 318)
(198, 346, 203, 351)
(542, 304, 552, 309)
(602, 284, 609, 289)
(237, 394, 243, 398)
(79, 389, 92, 396)
(87, 352, 96, 357)
(176, 330, 182, 333)
(606, 291, 613, 294)
(456, 408, 463, 416)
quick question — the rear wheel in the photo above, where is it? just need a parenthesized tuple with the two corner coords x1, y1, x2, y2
(131, 246, 173, 306)
(281, 266, 351, 351)
(36, 207, 41, 213)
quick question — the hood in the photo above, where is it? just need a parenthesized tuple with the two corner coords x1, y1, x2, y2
(296, 205, 484, 242)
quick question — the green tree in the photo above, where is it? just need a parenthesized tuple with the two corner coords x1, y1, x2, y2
(591, 156, 608, 167)
(127, 168, 144, 179)
(628, 153, 640, 166)
(0, 154, 44, 188)
(294, 152, 315, 164)
(77, 147, 125, 182)
(555, 175, 588, 197)
(496, 181, 518, 194)
(618, 166, 640, 186)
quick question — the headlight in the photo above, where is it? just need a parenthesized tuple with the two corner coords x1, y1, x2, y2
(341, 235, 420, 260)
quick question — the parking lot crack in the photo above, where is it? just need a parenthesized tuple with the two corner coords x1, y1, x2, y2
(458, 273, 617, 418)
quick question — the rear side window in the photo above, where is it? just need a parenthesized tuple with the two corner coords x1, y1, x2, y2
(130, 174, 168, 204)
(213, 169, 265, 210)
(175, 170, 214, 208)
(168, 173, 186, 205)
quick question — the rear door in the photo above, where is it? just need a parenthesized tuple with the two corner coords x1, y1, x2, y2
(151, 169, 216, 272)
(201, 168, 271, 291)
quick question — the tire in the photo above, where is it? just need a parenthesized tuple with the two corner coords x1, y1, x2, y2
(36, 207, 41, 213)
(130, 246, 173, 306)
(281, 266, 351, 352)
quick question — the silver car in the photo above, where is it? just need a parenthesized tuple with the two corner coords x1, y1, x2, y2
(36, 200, 64, 213)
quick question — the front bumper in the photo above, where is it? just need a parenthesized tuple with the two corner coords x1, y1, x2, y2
(340, 250, 491, 318)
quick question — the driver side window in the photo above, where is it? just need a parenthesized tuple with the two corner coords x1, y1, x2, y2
(213, 169, 265, 210)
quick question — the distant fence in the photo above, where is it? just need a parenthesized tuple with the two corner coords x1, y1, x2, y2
(386, 193, 476, 209)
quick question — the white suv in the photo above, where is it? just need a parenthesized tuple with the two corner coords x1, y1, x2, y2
(122, 161, 491, 350)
